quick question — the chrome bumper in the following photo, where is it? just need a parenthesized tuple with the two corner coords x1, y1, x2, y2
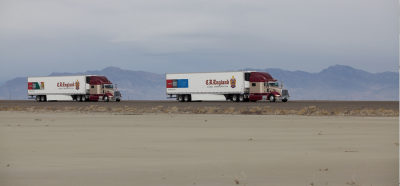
(276, 96, 289, 100)
(110, 96, 121, 101)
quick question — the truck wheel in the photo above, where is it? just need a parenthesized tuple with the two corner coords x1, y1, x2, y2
(41, 95, 46, 102)
(178, 95, 184, 102)
(104, 96, 109, 102)
(36, 95, 41, 102)
(239, 95, 244, 102)
(184, 95, 191, 102)
(232, 95, 239, 102)
(282, 99, 288, 102)
(116, 99, 120, 102)
(269, 95, 276, 102)
(81, 95, 86, 102)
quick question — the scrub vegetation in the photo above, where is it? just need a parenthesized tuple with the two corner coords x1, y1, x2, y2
(0, 105, 398, 117)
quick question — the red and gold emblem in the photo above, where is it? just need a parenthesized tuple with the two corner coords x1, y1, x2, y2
(230, 76, 236, 88)
(75, 79, 80, 90)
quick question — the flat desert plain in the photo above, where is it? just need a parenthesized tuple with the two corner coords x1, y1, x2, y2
(0, 112, 398, 186)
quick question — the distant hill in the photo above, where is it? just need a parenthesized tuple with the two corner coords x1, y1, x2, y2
(0, 65, 398, 100)
(0, 77, 27, 100)
(242, 65, 399, 100)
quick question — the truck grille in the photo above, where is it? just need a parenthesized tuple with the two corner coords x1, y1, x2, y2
(114, 91, 121, 97)
(281, 89, 288, 96)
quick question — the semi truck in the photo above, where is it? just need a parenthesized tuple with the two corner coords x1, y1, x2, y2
(27, 75, 121, 102)
(166, 71, 289, 102)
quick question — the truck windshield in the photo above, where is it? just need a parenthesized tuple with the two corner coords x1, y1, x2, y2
(269, 82, 279, 87)
(104, 85, 113, 89)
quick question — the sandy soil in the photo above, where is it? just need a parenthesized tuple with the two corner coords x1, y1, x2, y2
(0, 112, 398, 186)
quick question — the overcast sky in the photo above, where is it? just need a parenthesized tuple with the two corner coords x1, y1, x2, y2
(0, 0, 398, 81)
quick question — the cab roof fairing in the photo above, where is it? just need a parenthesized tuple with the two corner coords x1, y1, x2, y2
(249, 72, 277, 82)
(89, 76, 113, 85)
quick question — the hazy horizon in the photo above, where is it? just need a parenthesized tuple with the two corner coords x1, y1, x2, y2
(1, 0, 398, 81)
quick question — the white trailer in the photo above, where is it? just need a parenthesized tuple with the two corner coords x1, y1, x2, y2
(28, 75, 121, 102)
(166, 71, 289, 102)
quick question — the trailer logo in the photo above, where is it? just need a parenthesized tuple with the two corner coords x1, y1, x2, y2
(57, 82, 75, 88)
(230, 76, 236, 88)
(28, 82, 44, 90)
(75, 79, 80, 90)
(166, 79, 188, 88)
(205, 79, 229, 86)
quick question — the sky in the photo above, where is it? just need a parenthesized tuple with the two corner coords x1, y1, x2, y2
(0, 0, 398, 81)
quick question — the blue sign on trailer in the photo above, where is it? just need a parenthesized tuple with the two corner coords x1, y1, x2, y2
(177, 79, 188, 88)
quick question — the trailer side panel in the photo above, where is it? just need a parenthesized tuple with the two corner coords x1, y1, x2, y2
(166, 71, 245, 95)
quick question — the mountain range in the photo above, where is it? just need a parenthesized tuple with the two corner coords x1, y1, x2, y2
(0, 65, 398, 101)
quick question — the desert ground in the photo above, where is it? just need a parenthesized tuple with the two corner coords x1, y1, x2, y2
(1, 100, 398, 112)
(0, 112, 398, 186)
(0, 100, 398, 117)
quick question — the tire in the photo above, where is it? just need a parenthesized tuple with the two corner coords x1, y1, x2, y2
(81, 95, 86, 102)
(269, 95, 276, 102)
(116, 99, 120, 102)
(178, 95, 184, 102)
(76, 95, 81, 102)
(184, 95, 191, 102)
(239, 94, 244, 102)
(104, 96, 109, 102)
(282, 99, 288, 102)
(41, 95, 46, 102)
(232, 95, 239, 102)
(36, 95, 41, 102)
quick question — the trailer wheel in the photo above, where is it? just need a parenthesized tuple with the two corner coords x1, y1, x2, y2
(36, 95, 41, 102)
(81, 95, 86, 102)
(232, 94, 239, 102)
(41, 95, 46, 102)
(184, 95, 191, 102)
(104, 96, 109, 102)
(269, 95, 276, 102)
(239, 95, 244, 102)
(178, 95, 184, 102)
(282, 99, 288, 102)
(76, 96, 81, 102)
